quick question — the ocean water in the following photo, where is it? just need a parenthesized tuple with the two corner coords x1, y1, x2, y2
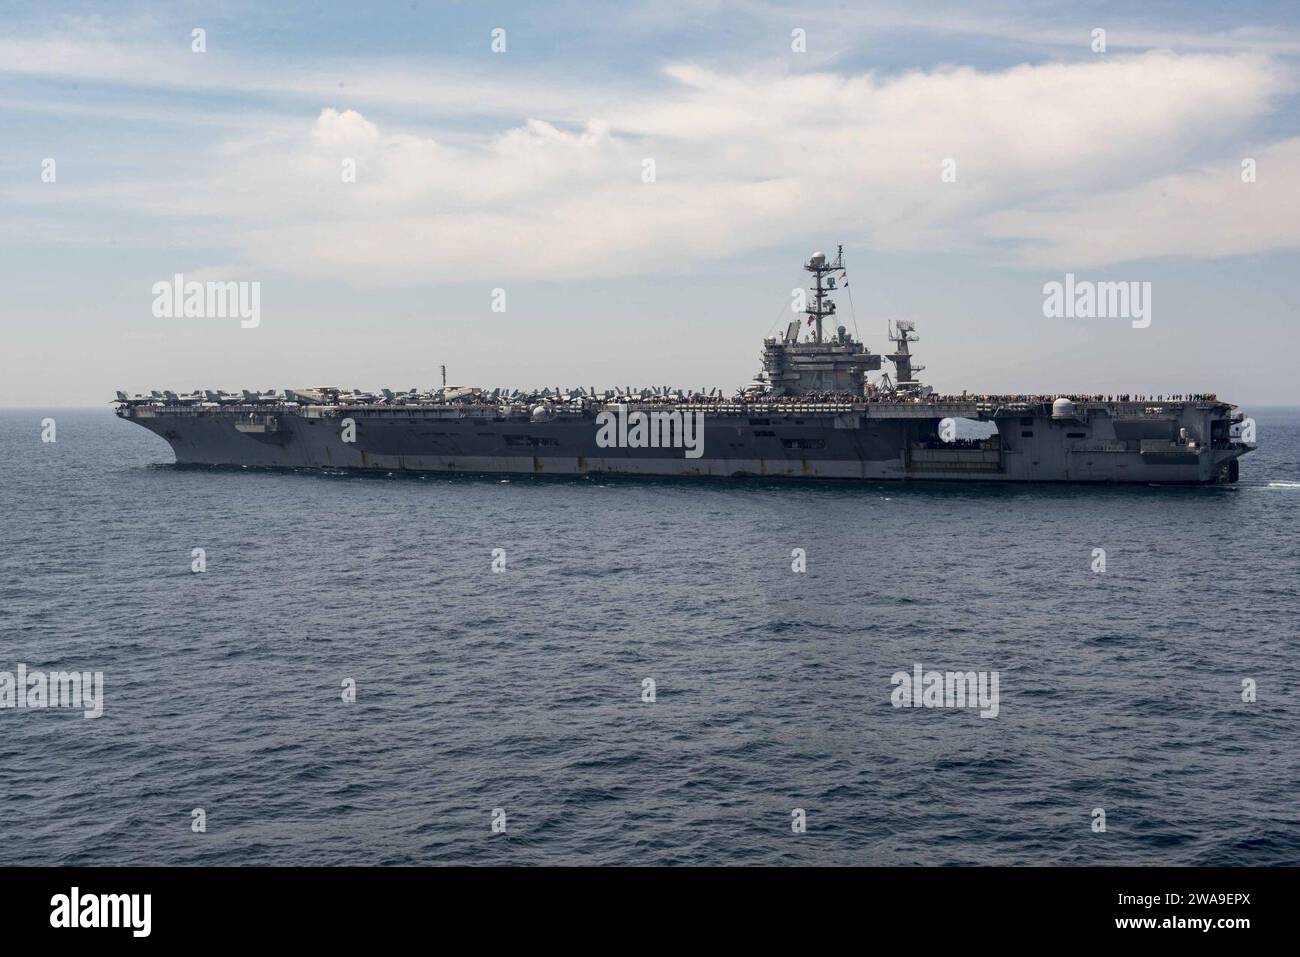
(1, 407, 1297, 866)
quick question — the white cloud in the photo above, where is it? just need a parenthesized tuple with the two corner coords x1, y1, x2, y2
(313, 108, 380, 145)
(3, 25, 1296, 282)
(986, 137, 1300, 266)
(0, 31, 630, 122)
(175, 50, 1296, 283)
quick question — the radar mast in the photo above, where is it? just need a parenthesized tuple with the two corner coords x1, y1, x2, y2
(886, 320, 926, 395)
(754, 246, 883, 395)
(804, 245, 844, 344)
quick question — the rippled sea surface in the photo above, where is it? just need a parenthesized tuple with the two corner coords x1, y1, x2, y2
(1, 408, 1297, 866)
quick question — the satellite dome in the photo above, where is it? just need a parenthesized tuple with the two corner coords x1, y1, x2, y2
(1051, 397, 1076, 419)
(810, 251, 826, 266)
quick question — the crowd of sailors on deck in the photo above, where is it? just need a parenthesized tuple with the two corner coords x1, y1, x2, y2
(920, 392, 1220, 405)
(586, 389, 1223, 407)
(974, 393, 1219, 403)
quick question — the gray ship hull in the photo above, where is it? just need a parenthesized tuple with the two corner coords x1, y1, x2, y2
(120, 400, 1249, 484)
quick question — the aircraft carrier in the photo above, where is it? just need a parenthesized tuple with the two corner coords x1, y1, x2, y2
(114, 248, 1255, 483)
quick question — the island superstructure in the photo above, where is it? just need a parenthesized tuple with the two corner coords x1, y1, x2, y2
(114, 248, 1255, 484)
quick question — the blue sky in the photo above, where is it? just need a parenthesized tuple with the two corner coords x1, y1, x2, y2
(2, 0, 1298, 404)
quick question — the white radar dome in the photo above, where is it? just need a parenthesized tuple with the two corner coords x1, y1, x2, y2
(1051, 398, 1076, 418)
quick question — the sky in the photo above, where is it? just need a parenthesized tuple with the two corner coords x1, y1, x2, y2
(2, 0, 1297, 406)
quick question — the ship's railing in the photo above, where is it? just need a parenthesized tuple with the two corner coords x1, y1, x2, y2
(974, 400, 1227, 417)
(118, 395, 1235, 419)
